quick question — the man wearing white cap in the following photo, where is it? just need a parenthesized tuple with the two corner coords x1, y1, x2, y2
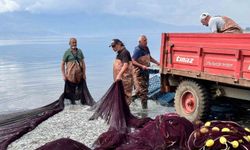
(200, 12, 243, 33)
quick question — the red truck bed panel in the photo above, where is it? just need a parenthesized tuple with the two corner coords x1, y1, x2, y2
(160, 33, 250, 87)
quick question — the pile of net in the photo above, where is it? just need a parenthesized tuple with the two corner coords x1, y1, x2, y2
(89, 80, 152, 132)
(89, 80, 194, 149)
(0, 79, 95, 150)
(64, 80, 96, 106)
(188, 120, 250, 149)
(36, 80, 250, 150)
(2, 79, 250, 150)
(37, 138, 90, 150)
(92, 113, 194, 150)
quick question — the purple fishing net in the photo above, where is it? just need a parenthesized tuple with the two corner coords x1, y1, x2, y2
(0, 79, 95, 150)
(90, 80, 194, 149)
(3, 78, 250, 150)
(0, 94, 64, 150)
(89, 80, 152, 133)
(34, 80, 250, 150)
(81, 79, 96, 106)
(64, 79, 96, 106)
(118, 113, 194, 150)
(36, 138, 90, 150)
(93, 113, 194, 150)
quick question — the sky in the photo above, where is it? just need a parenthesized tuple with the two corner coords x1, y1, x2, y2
(0, 0, 250, 44)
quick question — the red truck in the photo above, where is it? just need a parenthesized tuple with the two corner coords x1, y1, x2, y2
(160, 33, 250, 122)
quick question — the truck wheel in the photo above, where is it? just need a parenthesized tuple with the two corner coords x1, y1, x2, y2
(174, 80, 209, 122)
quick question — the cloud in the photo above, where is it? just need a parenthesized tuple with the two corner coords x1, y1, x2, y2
(1, 0, 250, 26)
(0, 0, 20, 13)
(101, 0, 250, 26)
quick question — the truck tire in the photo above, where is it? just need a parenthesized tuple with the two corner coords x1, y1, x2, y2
(174, 80, 209, 122)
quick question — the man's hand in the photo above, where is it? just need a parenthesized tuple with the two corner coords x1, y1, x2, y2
(142, 65, 149, 70)
(63, 75, 67, 81)
(115, 74, 122, 81)
(83, 74, 86, 80)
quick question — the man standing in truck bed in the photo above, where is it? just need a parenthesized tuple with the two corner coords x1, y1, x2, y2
(200, 12, 243, 33)
(132, 35, 160, 109)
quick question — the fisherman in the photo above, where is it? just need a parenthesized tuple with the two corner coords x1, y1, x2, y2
(200, 12, 243, 33)
(110, 39, 134, 105)
(61, 37, 86, 104)
(132, 35, 160, 109)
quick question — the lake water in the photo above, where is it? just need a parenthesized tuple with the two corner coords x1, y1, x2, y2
(0, 35, 161, 113)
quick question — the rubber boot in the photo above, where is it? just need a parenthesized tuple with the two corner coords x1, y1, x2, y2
(80, 97, 86, 105)
(141, 101, 148, 109)
(70, 99, 76, 105)
(131, 94, 138, 102)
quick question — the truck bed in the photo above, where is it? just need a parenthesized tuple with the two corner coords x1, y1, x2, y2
(160, 33, 250, 88)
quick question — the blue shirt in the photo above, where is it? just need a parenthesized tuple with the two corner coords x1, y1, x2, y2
(132, 45, 150, 60)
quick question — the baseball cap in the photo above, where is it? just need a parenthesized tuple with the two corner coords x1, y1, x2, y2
(200, 12, 209, 20)
(109, 39, 123, 47)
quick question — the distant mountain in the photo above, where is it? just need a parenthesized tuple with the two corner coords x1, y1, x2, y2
(0, 12, 205, 40)
(245, 27, 250, 32)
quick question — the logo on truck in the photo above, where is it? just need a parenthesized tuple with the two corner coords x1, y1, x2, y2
(206, 61, 233, 68)
(176, 56, 194, 64)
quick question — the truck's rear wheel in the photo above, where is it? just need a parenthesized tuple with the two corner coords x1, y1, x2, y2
(174, 80, 209, 122)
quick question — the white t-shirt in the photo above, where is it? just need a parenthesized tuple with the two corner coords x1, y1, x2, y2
(208, 17, 225, 33)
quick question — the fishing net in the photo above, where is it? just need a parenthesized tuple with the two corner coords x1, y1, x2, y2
(90, 80, 194, 149)
(89, 80, 152, 149)
(36, 138, 90, 150)
(89, 80, 152, 133)
(117, 113, 194, 150)
(93, 113, 194, 150)
(36, 113, 250, 150)
(0, 94, 64, 150)
(188, 120, 250, 149)
(0, 79, 95, 149)
(33, 80, 250, 150)
(64, 79, 95, 106)
(2, 77, 250, 150)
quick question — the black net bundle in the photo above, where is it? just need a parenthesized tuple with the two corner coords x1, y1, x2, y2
(187, 120, 250, 149)
(64, 79, 96, 106)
